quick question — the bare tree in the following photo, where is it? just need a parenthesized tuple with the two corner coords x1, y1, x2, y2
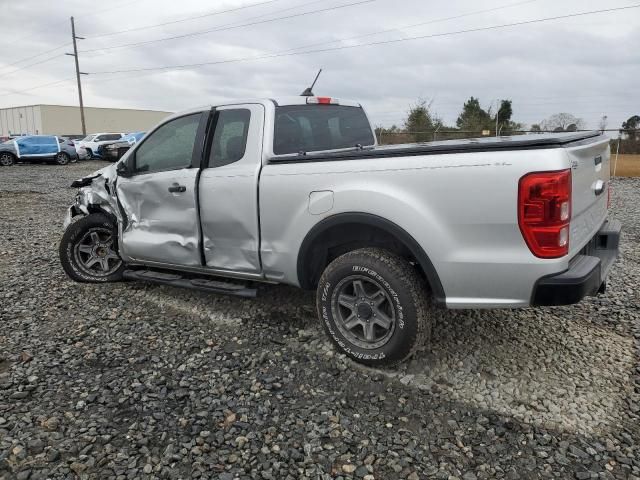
(540, 113, 585, 132)
(598, 115, 608, 132)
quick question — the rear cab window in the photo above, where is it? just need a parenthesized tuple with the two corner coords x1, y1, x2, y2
(208, 109, 251, 168)
(273, 105, 374, 155)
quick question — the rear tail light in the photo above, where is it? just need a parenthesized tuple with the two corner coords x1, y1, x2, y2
(306, 96, 339, 105)
(518, 169, 572, 258)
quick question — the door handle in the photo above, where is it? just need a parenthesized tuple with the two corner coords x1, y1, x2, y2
(168, 184, 186, 193)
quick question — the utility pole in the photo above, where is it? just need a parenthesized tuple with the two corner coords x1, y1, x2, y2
(66, 17, 87, 136)
(495, 99, 500, 137)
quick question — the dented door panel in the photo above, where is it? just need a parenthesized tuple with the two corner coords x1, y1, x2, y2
(117, 169, 200, 266)
(199, 104, 265, 273)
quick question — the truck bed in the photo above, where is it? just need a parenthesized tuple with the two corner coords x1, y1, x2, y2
(269, 131, 604, 163)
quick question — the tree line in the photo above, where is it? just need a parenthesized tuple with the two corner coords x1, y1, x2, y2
(376, 98, 639, 152)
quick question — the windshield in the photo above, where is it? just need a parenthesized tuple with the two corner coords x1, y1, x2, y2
(81, 135, 94, 141)
(273, 105, 374, 155)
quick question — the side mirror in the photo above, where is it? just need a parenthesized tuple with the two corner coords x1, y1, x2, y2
(116, 158, 132, 177)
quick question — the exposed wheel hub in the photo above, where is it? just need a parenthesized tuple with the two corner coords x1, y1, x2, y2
(73, 227, 122, 276)
(357, 302, 373, 320)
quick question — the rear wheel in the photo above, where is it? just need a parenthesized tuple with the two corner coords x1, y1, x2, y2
(55, 152, 70, 165)
(316, 248, 433, 367)
(59, 213, 125, 283)
(0, 152, 15, 166)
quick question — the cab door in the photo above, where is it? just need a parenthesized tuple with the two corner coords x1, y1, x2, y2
(199, 104, 264, 273)
(116, 112, 207, 267)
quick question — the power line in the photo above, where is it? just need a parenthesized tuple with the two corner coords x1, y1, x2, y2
(1, 0, 143, 49)
(87, 4, 640, 76)
(277, 0, 541, 55)
(86, 0, 286, 39)
(2, 21, 69, 48)
(75, 0, 151, 19)
(79, 0, 542, 85)
(0, 42, 71, 75)
(0, 77, 75, 98)
(0, 55, 66, 80)
(82, 0, 330, 59)
(80, 0, 378, 54)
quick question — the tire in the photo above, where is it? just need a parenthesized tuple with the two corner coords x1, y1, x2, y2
(59, 213, 125, 283)
(86, 149, 93, 159)
(0, 152, 15, 166)
(316, 248, 433, 367)
(55, 152, 70, 165)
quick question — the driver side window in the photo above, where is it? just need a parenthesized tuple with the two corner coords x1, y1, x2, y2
(135, 113, 202, 173)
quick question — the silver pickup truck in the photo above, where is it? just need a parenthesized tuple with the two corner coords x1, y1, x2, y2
(59, 95, 621, 366)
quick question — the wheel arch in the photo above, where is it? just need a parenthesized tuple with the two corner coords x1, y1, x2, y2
(296, 212, 445, 305)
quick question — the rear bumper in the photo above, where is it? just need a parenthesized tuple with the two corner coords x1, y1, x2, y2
(531, 219, 621, 306)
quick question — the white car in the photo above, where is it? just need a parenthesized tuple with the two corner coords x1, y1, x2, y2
(75, 133, 124, 160)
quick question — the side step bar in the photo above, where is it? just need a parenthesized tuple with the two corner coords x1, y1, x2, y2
(123, 269, 258, 298)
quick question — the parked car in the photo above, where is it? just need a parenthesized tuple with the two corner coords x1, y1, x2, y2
(59, 96, 620, 367)
(64, 134, 86, 142)
(98, 132, 146, 161)
(0, 135, 78, 166)
(58, 136, 77, 148)
(75, 133, 124, 159)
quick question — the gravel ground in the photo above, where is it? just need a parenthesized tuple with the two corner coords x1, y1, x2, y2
(0, 161, 638, 480)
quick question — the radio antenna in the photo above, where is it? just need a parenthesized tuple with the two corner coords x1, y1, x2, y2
(301, 68, 322, 96)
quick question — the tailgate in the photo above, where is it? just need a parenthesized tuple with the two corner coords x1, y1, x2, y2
(566, 136, 610, 257)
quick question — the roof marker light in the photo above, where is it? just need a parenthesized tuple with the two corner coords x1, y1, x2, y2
(307, 97, 339, 105)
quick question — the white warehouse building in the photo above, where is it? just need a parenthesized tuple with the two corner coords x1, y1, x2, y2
(0, 104, 173, 137)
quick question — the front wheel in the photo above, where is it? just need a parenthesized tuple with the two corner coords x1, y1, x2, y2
(59, 213, 125, 283)
(316, 248, 433, 367)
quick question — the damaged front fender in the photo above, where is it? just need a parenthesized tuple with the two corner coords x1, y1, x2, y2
(65, 164, 122, 225)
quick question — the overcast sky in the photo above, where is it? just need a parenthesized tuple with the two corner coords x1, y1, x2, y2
(1, 0, 638, 130)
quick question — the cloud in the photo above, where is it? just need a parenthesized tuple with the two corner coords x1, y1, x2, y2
(0, 0, 638, 129)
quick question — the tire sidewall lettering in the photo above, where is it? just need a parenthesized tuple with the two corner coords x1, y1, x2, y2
(351, 265, 404, 329)
(318, 259, 420, 363)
